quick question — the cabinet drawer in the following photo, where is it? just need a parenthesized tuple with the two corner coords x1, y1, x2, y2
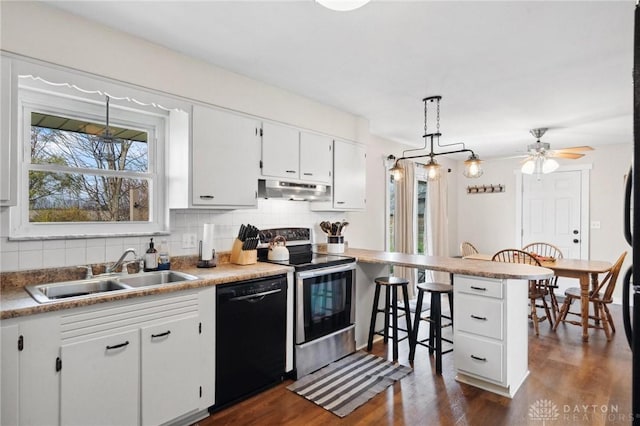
(455, 276, 503, 299)
(456, 293, 504, 340)
(455, 333, 503, 383)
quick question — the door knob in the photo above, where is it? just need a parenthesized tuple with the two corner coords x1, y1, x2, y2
(573, 239, 580, 244)
(573, 230, 579, 235)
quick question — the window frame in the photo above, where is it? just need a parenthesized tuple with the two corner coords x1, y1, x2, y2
(8, 60, 170, 239)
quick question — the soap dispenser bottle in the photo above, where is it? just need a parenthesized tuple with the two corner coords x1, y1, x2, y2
(144, 238, 158, 272)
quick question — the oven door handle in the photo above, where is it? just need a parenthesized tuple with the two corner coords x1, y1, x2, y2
(228, 288, 282, 302)
(296, 262, 356, 280)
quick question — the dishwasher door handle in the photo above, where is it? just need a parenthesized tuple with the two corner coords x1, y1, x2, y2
(227, 288, 282, 302)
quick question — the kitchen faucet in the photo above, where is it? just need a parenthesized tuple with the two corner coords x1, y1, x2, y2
(106, 248, 137, 274)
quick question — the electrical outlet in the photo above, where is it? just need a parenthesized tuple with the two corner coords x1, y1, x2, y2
(591, 221, 601, 229)
(182, 233, 197, 249)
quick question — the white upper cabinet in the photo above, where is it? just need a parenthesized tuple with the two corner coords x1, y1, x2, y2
(0, 56, 17, 206)
(332, 139, 366, 210)
(190, 105, 261, 208)
(299, 132, 332, 184)
(260, 122, 300, 180)
(261, 124, 333, 185)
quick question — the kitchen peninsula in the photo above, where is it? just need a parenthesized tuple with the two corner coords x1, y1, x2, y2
(343, 247, 553, 398)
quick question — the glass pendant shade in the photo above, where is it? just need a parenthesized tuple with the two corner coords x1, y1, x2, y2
(424, 158, 441, 181)
(315, 0, 370, 11)
(390, 162, 403, 180)
(463, 154, 483, 178)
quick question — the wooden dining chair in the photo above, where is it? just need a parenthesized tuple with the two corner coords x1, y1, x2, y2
(522, 242, 564, 321)
(491, 249, 554, 336)
(460, 241, 479, 257)
(553, 252, 627, 341)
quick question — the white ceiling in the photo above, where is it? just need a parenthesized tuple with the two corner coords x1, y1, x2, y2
(47, 0, 635, 159)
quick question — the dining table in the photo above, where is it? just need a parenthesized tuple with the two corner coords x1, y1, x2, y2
(463, 253, 613, 342)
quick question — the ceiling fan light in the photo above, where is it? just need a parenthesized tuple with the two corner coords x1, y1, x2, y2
(463, 154, 483, 178)
(542, 158, 559, 174)
(315, 0, 371, 11)
(521, 159, 536, 175)
(424, 158, 441, 181)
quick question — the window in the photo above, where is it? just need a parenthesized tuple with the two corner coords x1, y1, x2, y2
(29, 111, 151, 223)
(386, 164, 430, 284)
(9, 63, 169, 239)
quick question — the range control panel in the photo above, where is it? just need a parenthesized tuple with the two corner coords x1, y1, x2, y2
(259, 227, 311, 245)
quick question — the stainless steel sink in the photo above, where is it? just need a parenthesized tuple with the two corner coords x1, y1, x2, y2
(117, 271, 199, 288)
(25, 271, 200, 303)
(25, 278, 129, 304)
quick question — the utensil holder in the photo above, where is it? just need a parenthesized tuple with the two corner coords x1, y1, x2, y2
(327, 235, 345, 254)
(230, 239, 257, 265)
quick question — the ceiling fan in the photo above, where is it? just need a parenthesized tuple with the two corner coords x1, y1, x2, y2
(521, 128, 593, 175)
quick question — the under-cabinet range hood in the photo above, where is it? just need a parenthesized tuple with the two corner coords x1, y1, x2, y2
(258, 179, 331, 201)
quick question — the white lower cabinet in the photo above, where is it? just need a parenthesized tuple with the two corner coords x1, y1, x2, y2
(58, 292, 205, 426)
(1, 288, 216, 426)
(453, 275, 529, 398)
(1, 313, 61, 426)
(141, 316, 200, 426)
(61, 329, 140, 426)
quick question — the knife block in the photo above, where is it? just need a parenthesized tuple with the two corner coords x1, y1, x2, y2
(230, 239, 257, 265)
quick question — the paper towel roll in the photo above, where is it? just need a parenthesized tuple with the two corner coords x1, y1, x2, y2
(201, 223, 215, 261)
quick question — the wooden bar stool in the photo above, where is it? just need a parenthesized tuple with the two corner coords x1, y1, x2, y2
(409, 282, 453, 374)
(367, 276, 413, 360)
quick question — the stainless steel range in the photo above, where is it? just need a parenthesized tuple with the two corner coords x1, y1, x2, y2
(258, 227, 356, 378)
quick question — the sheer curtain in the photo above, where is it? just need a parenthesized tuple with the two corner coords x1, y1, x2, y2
(394, 159, 417, 298)
(425, 172, 450, 284)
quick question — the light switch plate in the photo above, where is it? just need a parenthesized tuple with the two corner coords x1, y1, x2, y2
(182, 233, 197, 249)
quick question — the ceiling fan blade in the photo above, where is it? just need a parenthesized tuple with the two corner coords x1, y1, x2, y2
(549, 152, 584, 159)
(556, 146, 594, 153)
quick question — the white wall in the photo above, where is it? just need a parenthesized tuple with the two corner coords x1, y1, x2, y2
(0, 1, 400, 272)
(455, 142, 632, 302)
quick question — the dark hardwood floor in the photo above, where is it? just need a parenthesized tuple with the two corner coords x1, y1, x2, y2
(198, 304, 633, 425)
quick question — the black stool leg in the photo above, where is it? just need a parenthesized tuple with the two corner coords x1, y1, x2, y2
(392, 286, 399, 360)
(428, 293, 436, 355)
(409, 289, 424, 361)
(383, 286, 391, 343)
(367, 283, 381, 351)
(401, 283, 413, 349)
(448, 292, 454, 326)
(433, 293, 443, 374)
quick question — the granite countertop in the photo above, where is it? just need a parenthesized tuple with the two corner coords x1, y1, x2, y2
(1, 262, 293, 320)
(344, 248, 554, 280)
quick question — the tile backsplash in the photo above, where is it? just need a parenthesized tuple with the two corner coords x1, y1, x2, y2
(0, 199, 344, 272)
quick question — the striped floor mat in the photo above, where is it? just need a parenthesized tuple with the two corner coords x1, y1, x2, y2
(287, 351, 412, 418)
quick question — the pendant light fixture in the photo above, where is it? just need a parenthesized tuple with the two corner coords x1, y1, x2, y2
(315, 0, 371, 11)
(388, 96, 483, 181)
(97, 95, 123, 162)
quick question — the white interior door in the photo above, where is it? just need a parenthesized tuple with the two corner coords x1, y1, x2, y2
(522, 170, 583, 259)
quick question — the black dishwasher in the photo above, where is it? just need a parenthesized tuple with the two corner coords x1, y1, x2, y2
(213, 274, 287, 410)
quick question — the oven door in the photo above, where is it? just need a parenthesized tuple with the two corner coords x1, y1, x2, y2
(295, 262, 356, 344)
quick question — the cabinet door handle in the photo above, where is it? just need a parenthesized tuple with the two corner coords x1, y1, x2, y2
(286, 170, 297, 174)
(336, 201, 345, 205)
(470, 315, 487, 321)
(106, 341, 130, 350)
(470, 286, 487, 291)
(303, 172, 313, 176)
(151, 330, 171, 339)
(199, 195, 215, 199)
(470, 355, 487, 362)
